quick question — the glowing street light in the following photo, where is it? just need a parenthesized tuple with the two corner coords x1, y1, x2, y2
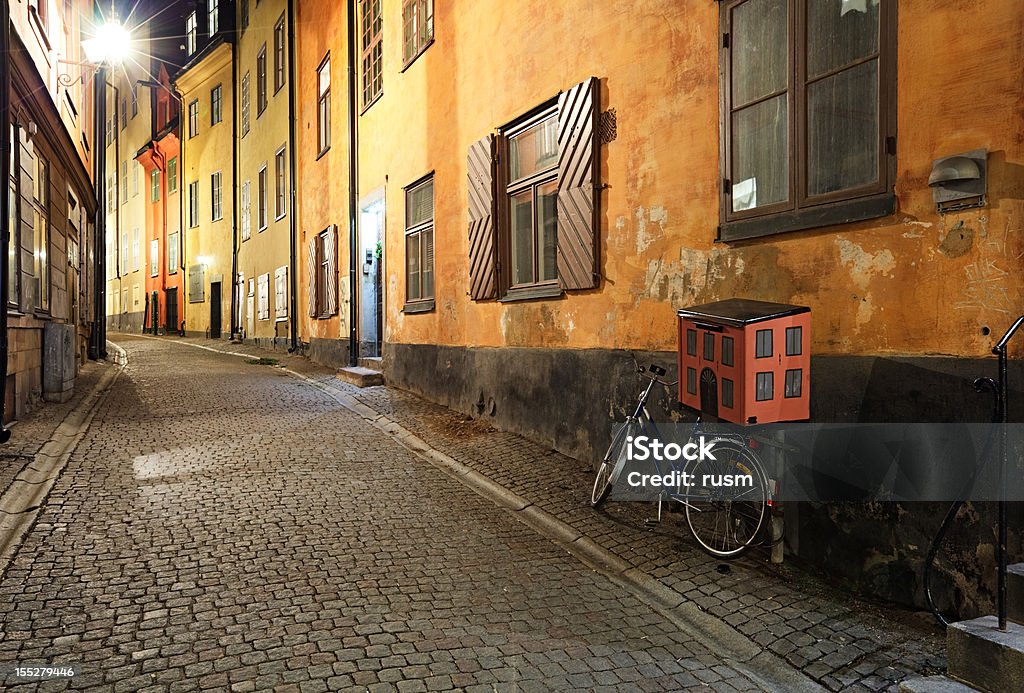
(81, 18, 133, 66)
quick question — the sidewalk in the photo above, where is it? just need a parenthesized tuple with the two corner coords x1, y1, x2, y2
(123, 334, 945, 691)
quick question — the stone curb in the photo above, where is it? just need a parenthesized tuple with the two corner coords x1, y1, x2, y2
(0, 343, 125, 575)
(126, 335, 825, 692)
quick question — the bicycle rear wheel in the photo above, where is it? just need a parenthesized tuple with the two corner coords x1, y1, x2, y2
(684, 441, 768, 558)
(591, 420, 636, 507)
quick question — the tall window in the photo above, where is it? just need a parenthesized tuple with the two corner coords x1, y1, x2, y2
(402, 0, 433, 66)
(149, 239, 159, 277)
(150, 169, 160, 203)
(274, 15, 286, 93)
(188, 181, 199, 227)
(132, 161, 139, 196)
(317, 56, 330, 154)
(32, 154, 48, 311)
(404, 175, 434, 308)
(360, 0, 383, 108)
(256, 45, 268, 115)
(120, 160, 128, 204)
(132, 227, 140, 271)
(168, 233, 179, 274)
(120, 97, 127, 130)
(188, 99, 199, 138)
(240, 0, 249, 31)
(719, 0, 895, 241)
(310, 227, 338, 318)
(274, 147, 287, 219)
(257, 165, 268, 230)
(240, 72, 250, 136)
(131, 84, 138, 117)
(211, 84, 222, 125)
(168, 157, 178, 193)
(241, 181, 251, 240)
(8, 125, 19, 306)
(504, 108, 558, 289)
(211, 172, 222, 220)
(186, 12, 197, 55)
(274, 266, 288, 319)
(208, 0, 219, 35)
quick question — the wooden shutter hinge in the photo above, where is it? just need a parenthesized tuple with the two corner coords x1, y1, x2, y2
(722, 33, 730, 48)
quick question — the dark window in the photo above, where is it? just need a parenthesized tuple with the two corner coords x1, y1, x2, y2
(240, 0, 249, 31)
(722, 335, 735, 366)
(256, 45, 268, 115)
(756, 372, 774, 401)
(686, 329, 697, 357)
(188, 99, 199, 138)
(317, 55, 330, 154)
(786, 326, 802, 356)
(722, 378, 734, 408)
(211, 84, 222, 125)
(405, 175, 434, 307)
(131, 84, 138, 117)
(785, 368, 802, 398)
(257, 165, 268, 229)
(274, 147, 286, 219)
(703, 332, 715, 361)
(719, 0, 895, 241)
(274, 14, 286, 93)
(360, 0, 383, 108)
(687, 367, 697, 395)
(756, 328, 772, 358)
(185, 11, 197, 55)
(402, 0, 433, 66)
(120, 97, 126, 129)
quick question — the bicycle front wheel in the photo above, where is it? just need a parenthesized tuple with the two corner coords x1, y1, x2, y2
(684, 441, 768, 558)
(591, 420, 636, 508)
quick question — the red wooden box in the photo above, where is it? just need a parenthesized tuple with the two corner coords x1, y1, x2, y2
(677, 299, 810, 425)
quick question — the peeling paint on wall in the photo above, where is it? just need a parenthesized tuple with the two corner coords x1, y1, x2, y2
(835, 239, 896, 292)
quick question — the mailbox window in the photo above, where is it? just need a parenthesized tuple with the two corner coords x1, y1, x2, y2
(722, 378, 735, 408)
(687, 329, 697, 357)
(703, 332, 715, 361)
(785, 368, 802, 398)
(756, 329, 773, 358)
(722, 336, 734, 367)
(687, 367, 697, 395)
(756, 371, 774, 401)
(786, 326, 802, 356)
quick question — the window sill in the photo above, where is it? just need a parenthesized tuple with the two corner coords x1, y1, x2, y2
(360, 93, 382, 117)
(499, 284, 564, 303)
(316, 146, 330, 161)
(403, 299, 435, 314)
(719, 192, 896, 242)
(400, 38, 434, 73)
(275, 213, 286, 222)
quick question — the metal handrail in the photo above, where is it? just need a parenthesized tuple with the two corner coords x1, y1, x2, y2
(993, 315, 1023, 631)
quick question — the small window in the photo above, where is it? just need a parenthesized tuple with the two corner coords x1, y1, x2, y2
(686, 329, 697, 357)
(208, 0, 219, 36)
(405, 175, 434, 309)
(703, 332, 715, 362)
(687, 367, 697, 395)
(785, 369, 802, 398)
(274, 15, 286, 94)
(756, 372, 774, 401)
(317, 55, 331, 155)
(211, 172, 222, 221)
(786, 326, 803, 356)
(168, 158, 178, 193)
(188, 99, 199, 138)
(211, 84, 222, 125)
(185, 12, 197, 55)
(168, 232, 179, 274)
(274, 147, 287, 219)
(257, 45, 268, 115)
(402, 0, 433, 67)
(756, 328, 773, 358)
(722, 378, 734, 408)
(722, 336, 735, 367)
(360, 0, 383, 108)
(150, 169, 160, 203)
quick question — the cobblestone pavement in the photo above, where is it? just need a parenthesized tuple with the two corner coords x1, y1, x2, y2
(0, 335, 792, 692)
(161, 335, 948, 692)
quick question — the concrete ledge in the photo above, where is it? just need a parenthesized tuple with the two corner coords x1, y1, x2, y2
(336, 366, 384, 388)
(899, 675, 980, 692)
(1007, 563, 1024, 625)
(948, 615, 1024, 692)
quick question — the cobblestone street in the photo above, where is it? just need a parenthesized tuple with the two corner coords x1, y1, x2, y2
(1, 336, 795, 692)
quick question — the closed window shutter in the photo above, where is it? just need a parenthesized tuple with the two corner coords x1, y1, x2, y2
(556, 76, 599, 290)
(307, 236, 319, 317)
(467, 134, 497, 300)
(325, 225, 338, 315)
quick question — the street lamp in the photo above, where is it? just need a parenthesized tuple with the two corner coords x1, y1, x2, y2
(81, 18, 133, 65)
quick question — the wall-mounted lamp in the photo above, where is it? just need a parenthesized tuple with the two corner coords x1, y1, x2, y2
(929, 148, 987, 214)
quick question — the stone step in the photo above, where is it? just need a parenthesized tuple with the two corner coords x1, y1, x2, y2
(899, 676, 980, 692)
(337, 366, 384, 388)
(948, 615, 1024, 692)
(1007, 563, 1024, 625)
(359, 357, 383, 370)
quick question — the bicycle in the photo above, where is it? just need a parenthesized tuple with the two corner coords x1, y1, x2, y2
(590, 356, 773, 558)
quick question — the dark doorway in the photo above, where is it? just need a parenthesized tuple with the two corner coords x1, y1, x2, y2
(700, 367, 718, 417)
(210, 281, 222, 339)
(165, 288, 178, 336)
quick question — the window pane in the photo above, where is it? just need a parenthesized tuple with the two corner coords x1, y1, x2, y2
(756, 372, 774, 401)
(421, 228, 434, 299)
(509, 115, 557, 181)
(510, 190, 533, 285)
(687, 368, 697, 395)
(786, 326, 802, 356)
(722, 378, 734, 408)
(732, 0, 787, 107)
(722, 336, 734, 366)
(406, 233, 420, 301)
(537, 180, 557, 282)
(407, 180, 433, 227)
(808, 0, 879, 79)
(703, 332, 715, 361)
(732, 95, 788, 212)
(686, 329, 697, 356)
(785, 368, 802, 398)
(807, 60, 878, 196)
(756, 329, 773, 358)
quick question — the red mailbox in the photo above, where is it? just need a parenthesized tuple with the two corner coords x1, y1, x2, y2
(678, 299, 811, 425)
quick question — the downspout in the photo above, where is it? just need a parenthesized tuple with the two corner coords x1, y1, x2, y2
(91, 71, 107, 360)
(230, 40, 239, 340)
(0, 0, 13, 440)
(172, 87, 186, 332)
(285, 0, 298, 352)
(108, 81, 121, 328)
(346, 0, 358, 366)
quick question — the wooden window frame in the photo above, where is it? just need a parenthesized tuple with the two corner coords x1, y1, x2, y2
(240, 72, 250, 137)
(360, 0, 383, 111)
(211, 84, 222, 126)
(241, 180, 251, 241)
(188, 180, 199, 228)
(274, 146, 287, 220)
(718, 0, 897, 242)
(256, 45, 268, 116)
(168, 232, 179, 275)
(31, 154, 49, 313)
(403, 173, 435, 313)
(185, 11, 197, 56)
(274, 266, 288, 320)
(188, 99, 199, 138)
(316, 54, 331, 156)
(208, 0, 219, 36)
(7, 124, 20, 308)
(257, 164, 268, 231)
(274, 14, 286, 95)
(168, 158, 178, 193)
(150, 168, 160, 204)
(211, 171, 223, 221)
(401, 0, 434, 70)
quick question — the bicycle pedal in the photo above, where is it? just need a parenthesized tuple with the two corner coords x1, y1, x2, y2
(643, 518, 661, 527)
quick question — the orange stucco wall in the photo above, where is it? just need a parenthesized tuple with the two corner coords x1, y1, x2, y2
(299, 0, 1024, 360)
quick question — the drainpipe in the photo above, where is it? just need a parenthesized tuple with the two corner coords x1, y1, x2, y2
(346, 0, 359, 366)
(172, 86, 186, 332)
(91, 69, 107, 360)
(107, 81, 121, 329)
(230, 40, 239, 340)
(0, 0, 12, 440)
(285, 0, 298, 352)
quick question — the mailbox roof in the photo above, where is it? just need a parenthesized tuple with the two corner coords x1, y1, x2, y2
(678, 298, 810, 328)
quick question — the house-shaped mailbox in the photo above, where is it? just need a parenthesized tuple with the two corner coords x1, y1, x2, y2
(677, 299, 811, 425)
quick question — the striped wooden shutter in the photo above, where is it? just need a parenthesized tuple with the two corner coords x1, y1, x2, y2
(556, 77, 599, 290)
(324, 225, 338, 315)
(467, 134, 497, 300)
(307, 236, 318, 317)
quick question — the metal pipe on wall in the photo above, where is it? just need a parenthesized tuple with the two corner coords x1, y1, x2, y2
(346, 0, 359, 367)
(286, 0, 298, 352)
(0, 0, 13, 440)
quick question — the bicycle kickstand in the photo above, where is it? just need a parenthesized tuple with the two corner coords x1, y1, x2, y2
(644, 495, 663, 527)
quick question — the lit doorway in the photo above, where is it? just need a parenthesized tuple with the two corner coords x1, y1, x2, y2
(359, 194, 385, 359)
